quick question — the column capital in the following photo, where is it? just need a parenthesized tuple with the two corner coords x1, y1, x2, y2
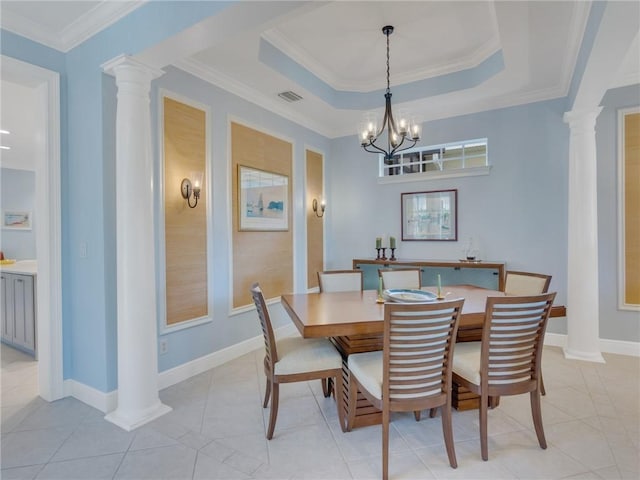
(102, 54, 165, 82)
(563, 107, 604, 131)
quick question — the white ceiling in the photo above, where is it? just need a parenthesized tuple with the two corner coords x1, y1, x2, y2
(1, 0, 638, 141)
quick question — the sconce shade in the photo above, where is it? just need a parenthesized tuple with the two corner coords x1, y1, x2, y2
(312, 198, 326, 218)
(181, 171, 203, 208)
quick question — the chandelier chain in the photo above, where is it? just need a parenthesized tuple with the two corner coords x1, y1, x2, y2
(386, 29, 391, 94)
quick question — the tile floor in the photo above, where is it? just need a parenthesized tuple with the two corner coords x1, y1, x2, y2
(1, 343, 639, 479)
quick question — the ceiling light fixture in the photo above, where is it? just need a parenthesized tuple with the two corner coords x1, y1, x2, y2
(359, 26, 421, 161)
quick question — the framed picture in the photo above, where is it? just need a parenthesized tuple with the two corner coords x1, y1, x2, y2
(238, 165, 289, 231)
(401, 189, 457, 241)
(2, 211, 32, 230)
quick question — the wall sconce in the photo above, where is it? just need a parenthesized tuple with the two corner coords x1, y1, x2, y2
(312, 198, 326, 218)
(181, 171, 203, 208)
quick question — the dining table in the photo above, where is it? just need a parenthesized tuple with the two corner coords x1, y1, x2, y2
(280, 284, 565, 429)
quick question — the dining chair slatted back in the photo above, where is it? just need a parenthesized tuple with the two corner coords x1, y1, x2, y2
(250, 283, 346, 439)
(347, 299, 464, 479)
(452, 292, 556, 461)
(317, 270, 363, 292)
(379, 268, 422, 290)
(251, 283, 278, 376)
(503, 270, 552, 395)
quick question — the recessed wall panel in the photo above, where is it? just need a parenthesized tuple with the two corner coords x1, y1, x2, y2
(163, 97, 208, 325)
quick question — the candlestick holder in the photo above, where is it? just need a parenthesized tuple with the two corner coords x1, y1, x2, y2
(376, 248, 382, 260)
(380, 248, 387, 260)
(389, 248, 396, 261)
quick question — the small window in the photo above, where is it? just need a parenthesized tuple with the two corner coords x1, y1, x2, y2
(379, 138, 490, 183)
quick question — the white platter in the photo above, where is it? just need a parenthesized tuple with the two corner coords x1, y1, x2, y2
(382, 289, 437, 303)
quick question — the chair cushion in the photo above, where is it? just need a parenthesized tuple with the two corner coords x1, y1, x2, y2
(452, 341, 481, 385)
(275, 336, 342, 375)
(348, 351, 383, 400)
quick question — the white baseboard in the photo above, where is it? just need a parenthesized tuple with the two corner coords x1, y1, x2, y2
(545, 333, 640, 357)
(157, 323, 298, 390)
(64, 326, 637, 414)
(61, 324, 298, 414)
(63, 378, 117, 413)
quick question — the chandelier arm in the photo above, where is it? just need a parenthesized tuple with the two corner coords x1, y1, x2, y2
(388, 138, 419, 159)
(362, 142, 389, 156)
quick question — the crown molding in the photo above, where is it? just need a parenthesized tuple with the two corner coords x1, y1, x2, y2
(1, 1, 146, 52)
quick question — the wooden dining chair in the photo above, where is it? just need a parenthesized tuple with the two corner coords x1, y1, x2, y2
(317, 269, 363, 292)
(250, 283, 345, 439)
(503, 270, 552, 395)
(379, 268, 422, 290)
(452, 292, 556, 461)
(347, 299, 465, 479)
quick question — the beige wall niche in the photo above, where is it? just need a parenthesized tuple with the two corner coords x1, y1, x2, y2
(163, 96, 208, 325)
(622, 111, 639, 306)
(306, 149, 324, 289)
(231, 122, 293, 307)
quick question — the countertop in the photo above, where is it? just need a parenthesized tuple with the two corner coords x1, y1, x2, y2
(0, 259, 37, 275)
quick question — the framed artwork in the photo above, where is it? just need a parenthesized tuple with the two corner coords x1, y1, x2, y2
(238, 165, 289, 231)
(2, 211, 32, 230)
(401, 189, 457, 241)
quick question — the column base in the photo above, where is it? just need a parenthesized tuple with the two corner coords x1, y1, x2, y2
(563, 347, 606, 363)
(105, 401, 172, 431)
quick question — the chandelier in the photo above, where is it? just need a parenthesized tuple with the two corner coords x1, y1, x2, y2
(359, 26, 421, 161)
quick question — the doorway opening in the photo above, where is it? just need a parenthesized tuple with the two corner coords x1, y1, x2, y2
(1, 55, 63, 402)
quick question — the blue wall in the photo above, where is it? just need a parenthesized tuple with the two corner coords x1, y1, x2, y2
(0, 168, 37, 259)
(327, 99, 570, 336)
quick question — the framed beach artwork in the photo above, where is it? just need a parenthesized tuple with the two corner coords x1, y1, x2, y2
(2, 210, 32, 230)
(401, 189, 457, 241)
(238, 165, 289, 231)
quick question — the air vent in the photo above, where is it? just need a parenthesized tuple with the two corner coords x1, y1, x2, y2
(277, 91, 303, 102)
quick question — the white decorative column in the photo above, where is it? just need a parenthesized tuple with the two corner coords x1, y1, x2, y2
(102, 55, 171, 430)
(563, 108, 605, 363)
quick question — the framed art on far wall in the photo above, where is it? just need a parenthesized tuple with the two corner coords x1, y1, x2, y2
(238, 165, 289, 231)
(2, 210, 32, 230)
(401, 189, 457, 241)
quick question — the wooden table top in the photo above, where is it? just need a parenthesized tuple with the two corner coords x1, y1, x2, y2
(281, 285, 503, 338)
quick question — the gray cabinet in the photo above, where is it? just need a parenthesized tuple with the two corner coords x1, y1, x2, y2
(1, 272, 36, 356)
